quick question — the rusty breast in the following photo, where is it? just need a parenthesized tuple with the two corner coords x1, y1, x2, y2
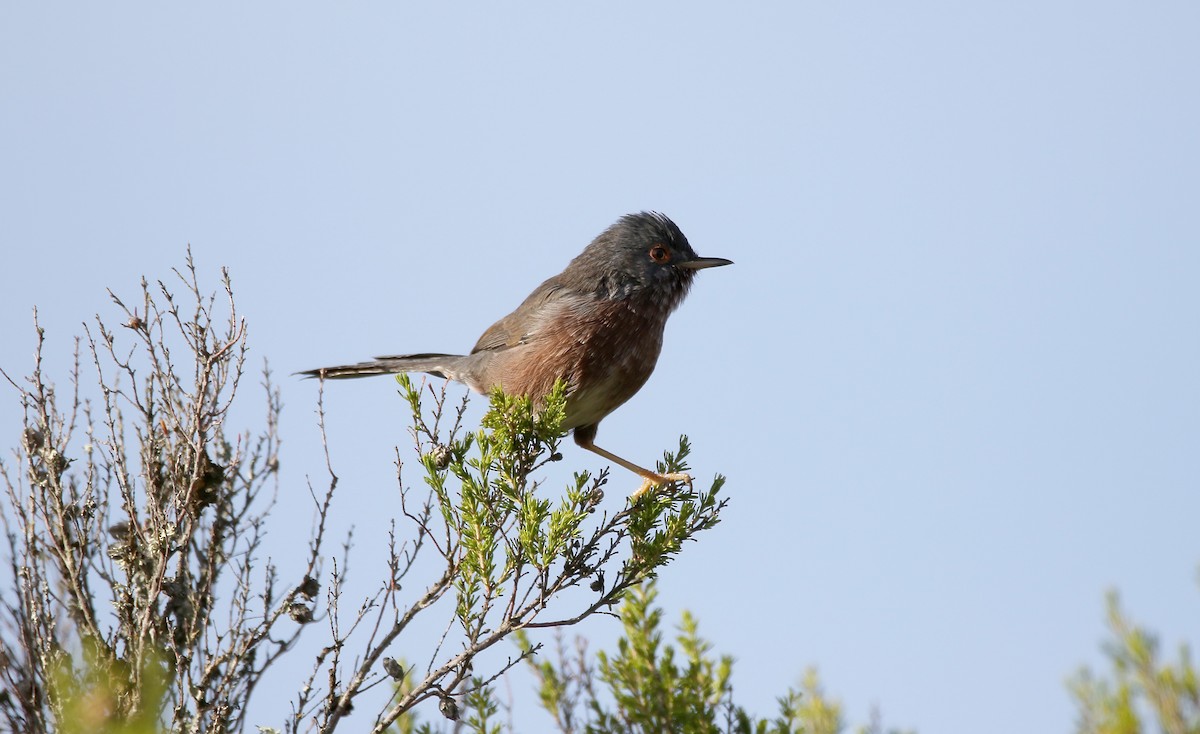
(498, 296, 667, 430)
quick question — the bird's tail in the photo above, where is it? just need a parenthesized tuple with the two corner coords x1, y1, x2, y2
(299, 353, 470, 382)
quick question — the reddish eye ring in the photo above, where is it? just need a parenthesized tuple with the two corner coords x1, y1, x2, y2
(649, 244, 671, 264)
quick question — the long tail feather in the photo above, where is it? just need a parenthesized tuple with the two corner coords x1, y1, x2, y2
(298, 353, 465, 380)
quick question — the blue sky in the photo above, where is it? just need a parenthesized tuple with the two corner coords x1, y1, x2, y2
(2, 4, 1198, 732)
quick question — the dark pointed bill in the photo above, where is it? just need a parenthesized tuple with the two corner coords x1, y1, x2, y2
(678, 256, 734, 270)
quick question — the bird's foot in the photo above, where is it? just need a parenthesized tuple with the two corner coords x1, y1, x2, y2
(630, 471, 693, 501)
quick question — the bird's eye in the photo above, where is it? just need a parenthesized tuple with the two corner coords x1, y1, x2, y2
(649, 244, 671, 264)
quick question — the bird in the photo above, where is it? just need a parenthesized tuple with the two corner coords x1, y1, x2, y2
(301, 211, 732, 498)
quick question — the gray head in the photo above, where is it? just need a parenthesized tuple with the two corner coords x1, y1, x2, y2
(559, 212, 732, 311)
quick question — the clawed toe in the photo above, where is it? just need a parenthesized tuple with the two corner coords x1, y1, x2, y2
(629, 471, 693, 501)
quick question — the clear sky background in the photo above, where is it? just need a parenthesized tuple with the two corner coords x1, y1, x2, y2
(2, 4, 1198, 733)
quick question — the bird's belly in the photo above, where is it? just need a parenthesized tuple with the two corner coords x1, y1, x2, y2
(489, 298, 666, 431)
(561, 332, 662, 430)
(562, 379, 625, 429)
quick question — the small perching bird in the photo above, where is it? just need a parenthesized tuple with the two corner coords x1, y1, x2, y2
(302, 211, 732, 498)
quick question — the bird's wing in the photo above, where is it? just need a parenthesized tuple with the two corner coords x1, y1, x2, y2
(470, 279, 573, 354)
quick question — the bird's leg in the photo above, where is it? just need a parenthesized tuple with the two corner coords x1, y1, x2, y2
(574, 431, 692, 500)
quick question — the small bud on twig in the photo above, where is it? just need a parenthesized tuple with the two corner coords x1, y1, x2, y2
(287, 602, 314, 624)
(430, 444, 452, 470)
(21, 428, 44, 452)
(381, 657, 405, 681)
(297, 575, 320, 600)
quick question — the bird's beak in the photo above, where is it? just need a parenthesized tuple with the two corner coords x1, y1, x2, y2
(678, 256, 733, 271)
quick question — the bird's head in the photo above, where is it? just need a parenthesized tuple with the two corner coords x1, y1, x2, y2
(564, 212, 732, 310)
